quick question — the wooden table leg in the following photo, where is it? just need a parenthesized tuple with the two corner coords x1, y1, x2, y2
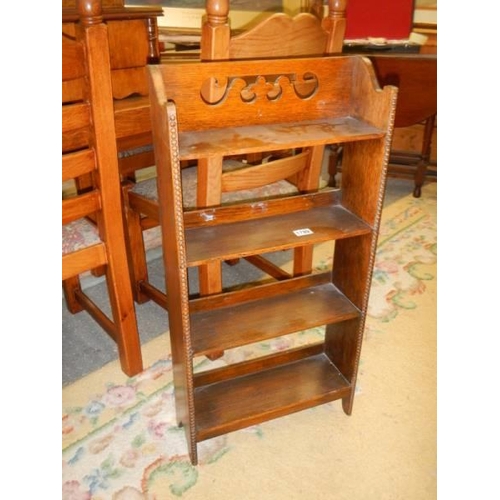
(413, 114, 436, 198)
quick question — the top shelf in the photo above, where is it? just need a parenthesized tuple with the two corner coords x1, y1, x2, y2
(179, 116, 385, 160)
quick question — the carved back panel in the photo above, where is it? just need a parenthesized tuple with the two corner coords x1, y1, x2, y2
(148, 56, 364, 134)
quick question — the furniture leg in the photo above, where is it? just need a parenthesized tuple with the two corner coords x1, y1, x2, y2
(413, 114, 436, 198)
(63, 276, 84, 314)
(327, 145, 342, 187)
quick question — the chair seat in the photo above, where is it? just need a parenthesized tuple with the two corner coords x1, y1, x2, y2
(62, 218, 100, 255)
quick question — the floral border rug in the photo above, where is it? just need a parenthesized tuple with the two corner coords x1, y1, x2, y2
(62, 184, 437, 499)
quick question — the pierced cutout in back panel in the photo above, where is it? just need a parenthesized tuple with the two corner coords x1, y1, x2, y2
(200, 72, 319, 105)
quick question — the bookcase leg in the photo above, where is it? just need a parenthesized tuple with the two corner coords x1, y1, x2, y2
(189, 442, 198, 466)
(324, 317, 362, 418)
(342, 394, 354, 415)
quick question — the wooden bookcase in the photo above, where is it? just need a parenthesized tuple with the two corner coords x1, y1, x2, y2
(147, 55, 398, 465)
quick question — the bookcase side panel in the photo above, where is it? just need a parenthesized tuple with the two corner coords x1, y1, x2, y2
(148, 68, 198, 463)
(340, 139, 388, 226)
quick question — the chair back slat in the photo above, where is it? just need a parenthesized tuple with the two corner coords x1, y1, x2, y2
(62, 103, 90, 135)
(62, 149, 95, 182)
(221, 151, 309, 192)
(228, 13, 327, 59)
(62, 32, 85, 103)
(62, 244, 107, 280)
(62, 33, 85, 82)
(62, 103, 91, 152)
(62, 191, 101, 226)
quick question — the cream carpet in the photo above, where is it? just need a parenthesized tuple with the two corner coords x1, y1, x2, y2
(62, 183, 437, 500)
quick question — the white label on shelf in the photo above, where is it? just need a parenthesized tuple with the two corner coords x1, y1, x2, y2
(293, 228, 314, 237)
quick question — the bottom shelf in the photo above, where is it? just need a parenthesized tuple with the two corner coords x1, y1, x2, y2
(193, 344, 351, 442)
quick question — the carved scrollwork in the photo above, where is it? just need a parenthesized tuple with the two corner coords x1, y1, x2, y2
(200, 72, 319, 105)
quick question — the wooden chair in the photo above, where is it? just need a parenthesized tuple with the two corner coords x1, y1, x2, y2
(124, 0, 348, 314)
(62, 0, 143, 377)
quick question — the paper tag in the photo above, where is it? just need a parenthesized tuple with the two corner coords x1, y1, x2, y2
(293, 228, 314, 237)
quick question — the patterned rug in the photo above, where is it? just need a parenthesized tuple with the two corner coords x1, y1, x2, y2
(62, 183, 437, 500)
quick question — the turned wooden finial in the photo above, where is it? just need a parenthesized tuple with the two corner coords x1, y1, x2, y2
(146, 17, 161, 64)
(77, 0, 103, 26)
(327, 0, 347, 19)
(322, 0, 347, 53)
(201, 0, 231, 60)
(205, 0, 229, 26)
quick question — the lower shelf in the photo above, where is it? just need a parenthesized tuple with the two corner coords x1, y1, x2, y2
(193, 344, 351, 442)
(189, 272, 360, 356)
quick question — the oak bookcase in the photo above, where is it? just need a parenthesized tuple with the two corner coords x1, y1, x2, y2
(147, 55, 398, 464)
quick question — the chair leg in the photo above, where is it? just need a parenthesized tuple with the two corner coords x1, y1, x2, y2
(63, 275, 84, 314)
(413, 114, 436, 198)
(123, 198, 151, 304)
(104, 266, 144, 376)
(199, 261, 225, 360)
(292, 245, 314, 277)
(199, 261, 222, 296)
(327, 145, 342, 187)
(196, 156, 225, 361)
